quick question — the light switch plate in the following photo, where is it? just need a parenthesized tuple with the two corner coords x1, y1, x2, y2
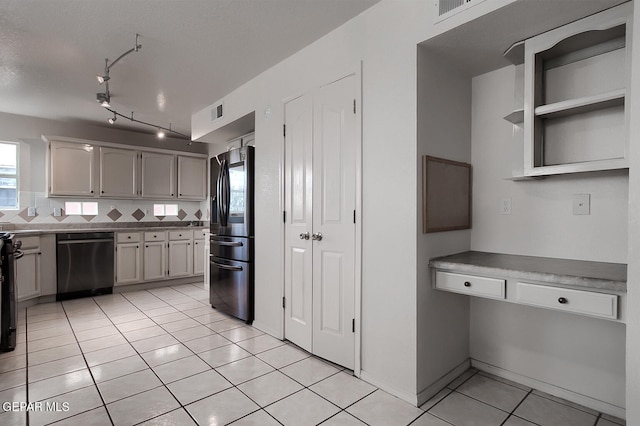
(573, 194, 590, 215)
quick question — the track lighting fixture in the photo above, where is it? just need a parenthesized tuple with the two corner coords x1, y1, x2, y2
(96, 91, 110, 108)
(93, 34, 191, 143)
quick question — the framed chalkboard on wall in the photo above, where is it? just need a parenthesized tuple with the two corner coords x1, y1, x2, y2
(422, 155, 472, 233)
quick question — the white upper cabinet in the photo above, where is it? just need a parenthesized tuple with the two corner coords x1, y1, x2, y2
(46, 136, 206, 200)
(100, 147, 139, 198)
(49, 140, 95, 196)
(141, 152, 176, 199)
(177, 156, 207, 200)
(522, 3, 632, 177)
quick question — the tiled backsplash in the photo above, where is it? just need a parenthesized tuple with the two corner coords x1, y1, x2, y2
(1, 191, 210, 226)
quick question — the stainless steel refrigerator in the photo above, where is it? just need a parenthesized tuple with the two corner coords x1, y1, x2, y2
(210, 146, 254, 323)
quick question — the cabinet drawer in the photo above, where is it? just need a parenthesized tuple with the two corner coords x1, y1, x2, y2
(169, 230, 192, 241)
(516, 282, 618, 320)
(435, 271, 505, 299)
(194, 229, 207, 240)
(144, 231, 166, 242)
(117, 232, 140, 243)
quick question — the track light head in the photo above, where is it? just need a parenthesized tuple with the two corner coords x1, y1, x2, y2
(97, 75, 110, 84)
(157, 129, 166, 139)
(108, 113, 117, 125)
(96, 92, 110, 108)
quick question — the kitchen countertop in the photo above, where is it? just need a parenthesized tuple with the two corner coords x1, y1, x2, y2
(5, 222, 210, 237)
(429, 251, 627, 293)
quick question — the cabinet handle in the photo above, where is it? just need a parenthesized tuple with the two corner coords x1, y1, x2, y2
(101, 190, 104, 193)
(127, 236, 131, 239)
(146, 245, 149, 248)
(558, 297, 568, 304)
(90, 190, 94, 194)
(463, 281, 471, 287)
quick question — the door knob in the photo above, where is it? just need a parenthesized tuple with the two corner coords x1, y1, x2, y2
(299, 232, 310, 240)
(312, 232, 323, 241)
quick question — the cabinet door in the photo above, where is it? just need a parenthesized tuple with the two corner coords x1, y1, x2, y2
(193, 239, 205, 275)
(16, 250, 41, 301)
(177, 156, 207, 200)
(116, 242, 141, 285)
(144, 241, 166, 281)
(49, 141, 95, 196)
(141, 152, 176, 199)
(168, 240, 193, 277)
(100, 147, 138, 198)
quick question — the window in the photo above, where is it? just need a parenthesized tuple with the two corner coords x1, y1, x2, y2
(153, 204, 178, 216)
(64, 201, 98, 215)
(0, 142, 18, 210)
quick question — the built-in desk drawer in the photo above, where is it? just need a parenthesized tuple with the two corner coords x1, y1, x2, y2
(435, 271, 505, 300)
(516, 282, 618, 320)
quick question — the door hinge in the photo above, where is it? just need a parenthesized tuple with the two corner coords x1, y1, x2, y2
(353, 99, 356, 114)
(352, 318, 355, 333)
(283, 124, 286, 137)
(353, 210, 356, 224)
(282, 297, 286, 309)
(283, 211, 286, 223)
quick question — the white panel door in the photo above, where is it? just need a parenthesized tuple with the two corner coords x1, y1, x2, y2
(284, 93, 314, 353)
(312, 75, 356, 369)
(283, 74, 357, 369)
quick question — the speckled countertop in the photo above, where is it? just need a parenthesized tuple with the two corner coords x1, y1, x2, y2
(2, 222, 210, 236)
(429, 251, 627, 293)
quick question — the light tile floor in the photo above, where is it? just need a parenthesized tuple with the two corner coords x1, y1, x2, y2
(0, 283, 627, 426)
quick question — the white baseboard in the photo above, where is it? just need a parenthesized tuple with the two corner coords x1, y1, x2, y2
(417, 358, 471, 406)
(471, 359, 626, 420)
(359, 371, 419, 406)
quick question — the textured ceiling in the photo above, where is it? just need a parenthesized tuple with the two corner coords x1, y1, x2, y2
(0, 0, 380, 139)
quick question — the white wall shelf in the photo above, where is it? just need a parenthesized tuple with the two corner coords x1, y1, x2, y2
(534, 89, 625, 119)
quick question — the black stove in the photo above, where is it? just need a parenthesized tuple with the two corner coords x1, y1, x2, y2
(0, 233, 22, 351)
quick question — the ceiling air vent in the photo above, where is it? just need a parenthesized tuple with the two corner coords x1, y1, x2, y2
(211, 102, 223, 122)
(435, 0, 485, 21)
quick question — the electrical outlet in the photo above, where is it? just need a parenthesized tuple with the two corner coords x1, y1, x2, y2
(501, 198, 512, 215)
(573, 193, 590, 215)
(53, 207, 62, 217)
(27, 207, 37, 217)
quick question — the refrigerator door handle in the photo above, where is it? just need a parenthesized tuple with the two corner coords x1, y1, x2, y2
(217, 159, 229, 227)
(211, 240, 243, 247)
(211, 261, 243, 272)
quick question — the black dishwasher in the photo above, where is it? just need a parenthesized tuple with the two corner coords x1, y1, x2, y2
(57, 232, 114, 300)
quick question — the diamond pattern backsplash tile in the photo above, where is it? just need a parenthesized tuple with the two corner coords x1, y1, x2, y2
(51, 209, 68, 222)
(131, 208, 145, 221)
(107, 208, 123, 222)
(0, 211, 4, 220)
(194, 209, 202, 220)
(82, 215, 96, 222)
(156, 216, 165, 221)
(17, 208, 37, 222)
(177, 209, 187, 221)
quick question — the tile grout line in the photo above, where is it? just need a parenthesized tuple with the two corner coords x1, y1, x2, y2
(59, 298, 116, 426)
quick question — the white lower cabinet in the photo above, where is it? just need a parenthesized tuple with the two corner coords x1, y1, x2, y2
(115, 233, 142, 285)
(144, 231, 167, 281)
(168, 230, 193, 278)
(193, 239, 205, 275)
(16, 236, 41, 301)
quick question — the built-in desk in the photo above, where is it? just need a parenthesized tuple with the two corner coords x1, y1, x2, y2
(429, 251, 627, 322)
